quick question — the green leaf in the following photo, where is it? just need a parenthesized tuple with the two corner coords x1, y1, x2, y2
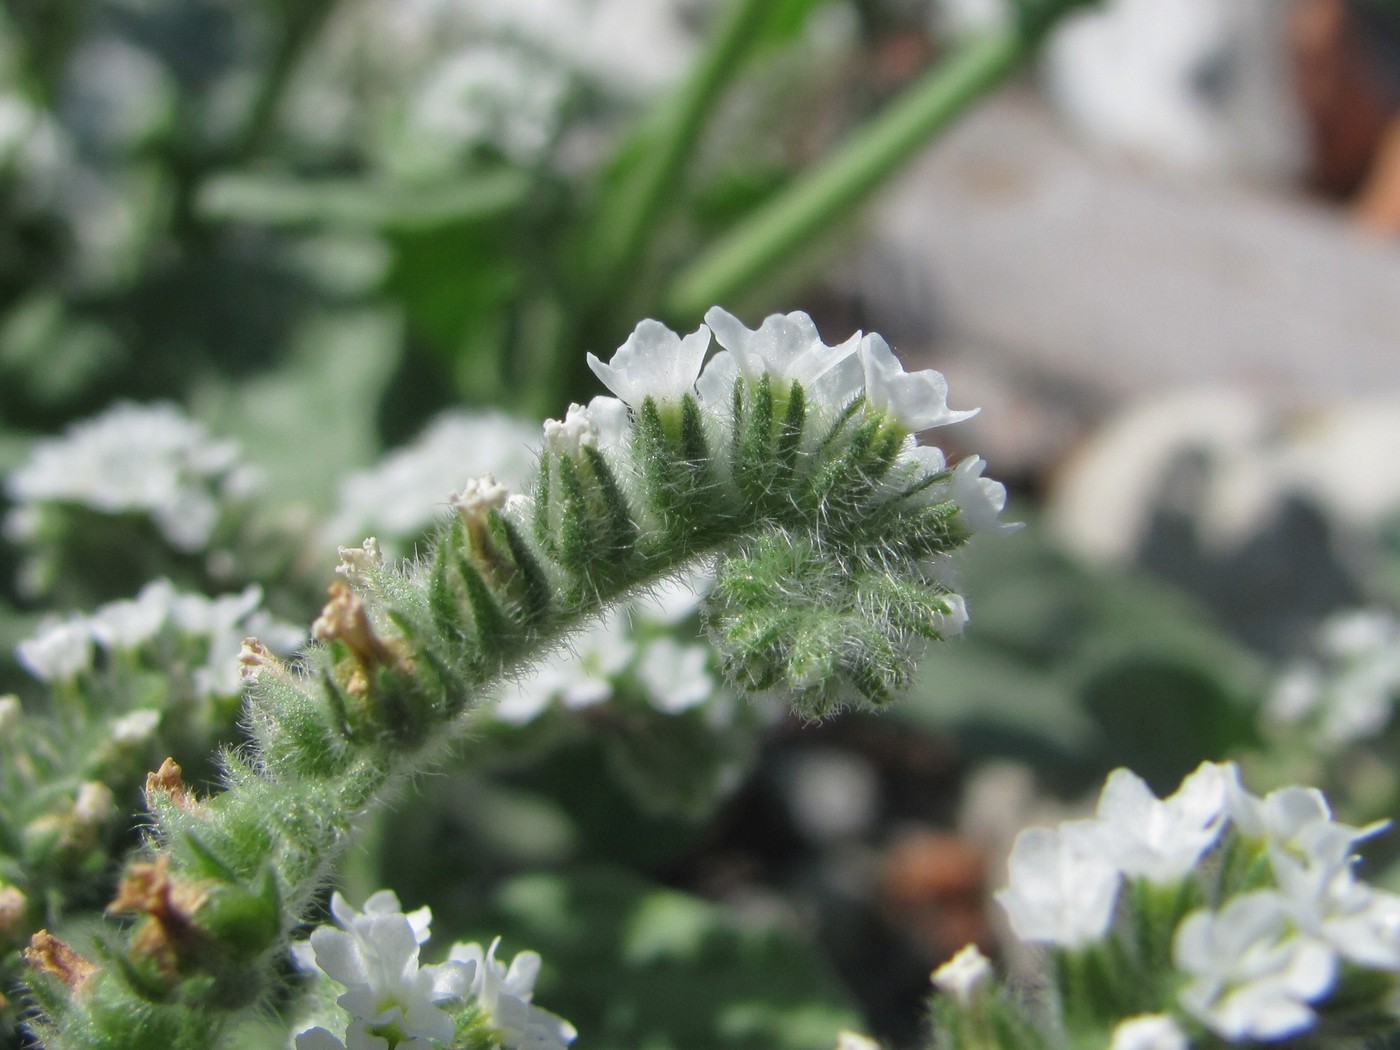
(196, 171, 530, 232)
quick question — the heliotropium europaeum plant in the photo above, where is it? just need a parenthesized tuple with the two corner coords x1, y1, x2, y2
(925, 763, 1400, 1050)
(18, 307, 1009, 1050)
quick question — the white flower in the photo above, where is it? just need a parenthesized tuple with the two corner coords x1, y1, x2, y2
(402, 45, 570, 169)
(994, 824, 1121, 947)
(89, 578, 176, 651)
(834, 1033, 881, 1050)
(698, 307, 863, 410)
(448, 938, 576, 1050)
(933, 593, 969, 638)
(110, 709, 161, 744)
(72, 781, 116, 825)
(636, 637, 713, 714)
(294, 891, 469, 1049)
(16, 617, 93, 682)
(1175, 891, 1335, 1041)
(1109, 1014, 1188, 1050)
(1275, 859, 1400, 973)
(930, 943, 992, 1004)
(587, 320, 711, 410)
(542, 397, 630, 458)
(1082, 762, 1230, 885)
(328, 410, 537, 546)
(1226, 777, 1385, 875)
(496, 616, 635, 724)
(293, 1028, 348, 1050)
(5, 402, 246, 552)
(950, 456, 1014, 535)
(857, 334, 978, 433)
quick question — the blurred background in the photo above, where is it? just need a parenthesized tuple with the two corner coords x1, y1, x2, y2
(2, 1, 1400, 1048)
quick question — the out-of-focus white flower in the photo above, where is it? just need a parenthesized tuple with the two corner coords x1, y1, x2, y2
(1226, 777, 1385, 877)
(170, 585, 303, 698)
(1175, 891, 1335, 1040)
(1109, 1014, 1189, 1050)
(1265, 608, 1400, 746)
(110, 709, 161, 745)
(857, 334, 978, 434)
(1274, 859, 1400, 974)
(5, 402, 249, 552)
(587, 320, 712, 411)
(16, 617, 94, 682)
(72, 781, 116, 826)
(636, 637, 713, 714)
(994, 824, 1121, 947)
(89, 578, 177, 651)
(632, 567, 712, 625)
(294, 891, 469, 1050)
(699, 307, 864, 410)
(930, 943, 992, 1004)
(329, 410, 537, 546)
(448, 937, 577, 1050)
(1080, 762, 1230, 885)
(496, 616, 635, 724)
(401, 45, 570, 169)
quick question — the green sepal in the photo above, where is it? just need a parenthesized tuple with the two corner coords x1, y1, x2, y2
(533, 455, 554, 553)
(181, 831, 240, 883)
(582, 444, 637, 559)
(774, 380, 805, 478)
(496, 513, 553, 624)
(192, 867, 282, 962)
(555, 454, 591, 572)
(456, 553, 513, 658)
(429, 547, 469, 651)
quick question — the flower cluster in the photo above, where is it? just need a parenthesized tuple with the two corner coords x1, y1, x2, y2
(496, 571, 720, 723)
(15, 579, 302, 696)
(1266, 607, 1400, 748)
(975, 762, 1400, 1045)
(292, 890, 575, 1050)
(328, 411, 539, 554)
(5, 402, 257, 554)
(568, 308, 1004, 714)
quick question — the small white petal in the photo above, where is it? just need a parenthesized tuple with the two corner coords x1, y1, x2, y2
(1109, 1015, 1188, 1050)
(587, 320, 710, 408)
(857, 334, 978, 432)
(931, 943, 992, 1004)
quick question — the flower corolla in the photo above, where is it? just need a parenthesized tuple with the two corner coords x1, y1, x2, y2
(587, 320, 711, 410)
(1108, 1014, 1188, 1050)
(857, 334, 977, 433)
(994, 824, 1120, 947)
(1175, 891, 1335, 1040)
(931, 943, 992, 1004)
(1079, 762, 1230, 885)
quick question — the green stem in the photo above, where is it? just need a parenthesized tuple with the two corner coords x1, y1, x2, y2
(551, 0, 770, 410)
(591, 0, 772, 294)
(661, 27, 1027, 321)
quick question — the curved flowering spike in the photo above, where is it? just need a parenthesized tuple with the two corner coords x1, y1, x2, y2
(26, 310, 1007, 1048)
